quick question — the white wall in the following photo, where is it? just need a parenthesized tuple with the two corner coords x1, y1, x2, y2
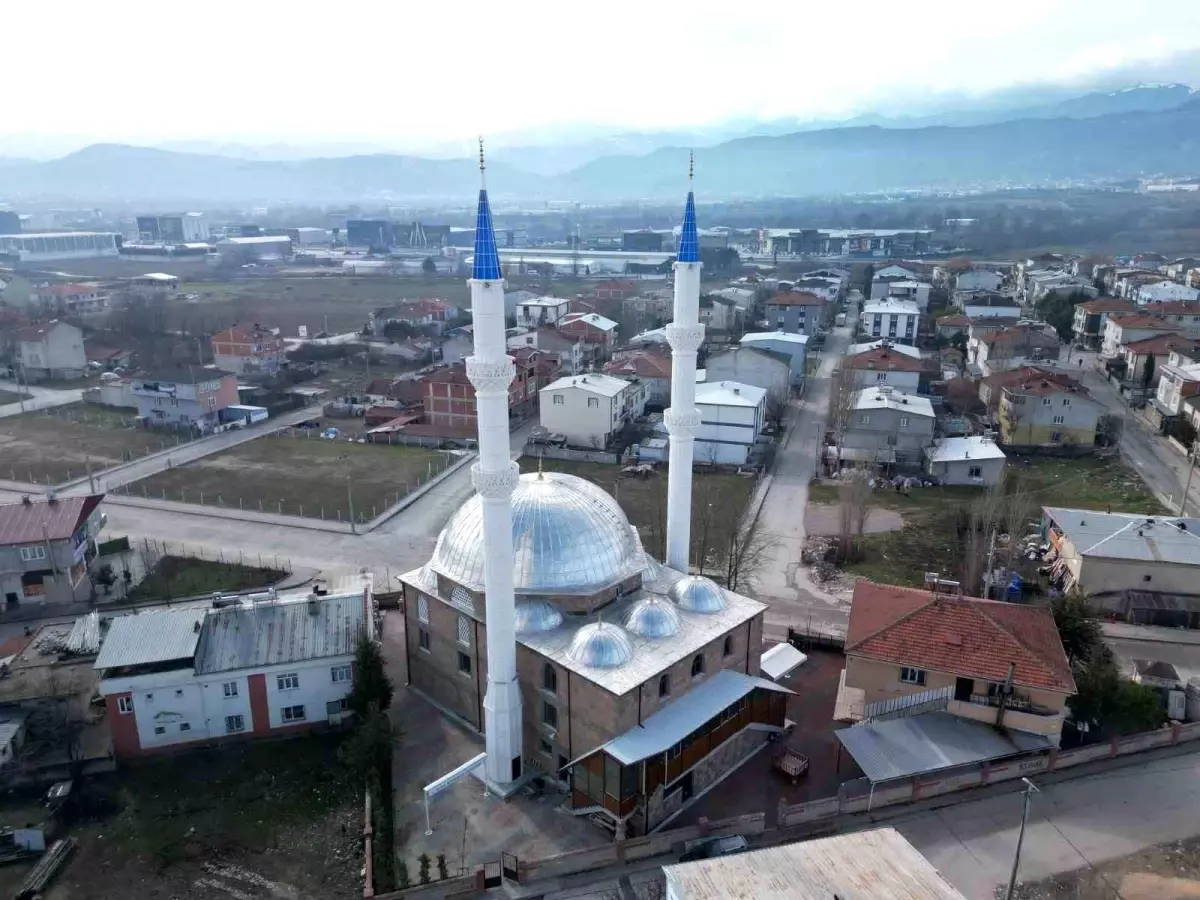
(695, 399, 763, 465)
(540, 386, 618, 447)
(850, 368, 920, 393)
(264, 659, 354, 729)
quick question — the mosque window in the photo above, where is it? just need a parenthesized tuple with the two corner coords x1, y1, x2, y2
(457, 615, 471, 647)
(417, 595, 429, 624)
(542, 664, 557, 693)
(691, 654, 706, 678)
(658, 674, 671, 698)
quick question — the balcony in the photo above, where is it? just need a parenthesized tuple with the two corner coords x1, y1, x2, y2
(947, 695, 1063, 738)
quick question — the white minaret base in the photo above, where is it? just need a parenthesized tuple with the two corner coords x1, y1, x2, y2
(664, 259, 704, 572)
(466, 274, 525, 795)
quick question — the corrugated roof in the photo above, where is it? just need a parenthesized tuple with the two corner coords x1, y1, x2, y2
(759, 642, 808, 681)
(0, 713, 27, 750)
(0, 495, 102, 547)
(194, 592, 365, 675)
(662, 827, 969, 900)
(94, 609, 205, 670)
(925, 436, 1006, 463)
(837, 712, 1052, 782)
(596, 669, 790, 765)
(1045, 507, 1200, 565)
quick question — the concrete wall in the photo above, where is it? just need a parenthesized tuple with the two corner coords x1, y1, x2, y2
(841, 407, 935, 456)
(704, 350, 789, 398)
(999, 393, 1101, 447)
(849, 368, 920, 393)
(927, 456, 1007, 487)
(1073, 552, 1200, 596)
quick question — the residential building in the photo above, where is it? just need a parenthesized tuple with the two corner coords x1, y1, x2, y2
(603, 351, 673, 406)
(1148, 299, 1200, 334)
(507, 328, 586, 375)
(998, 376, 1103, 448)
(423, 362, 530, 433)
(738, 332, 808, 385)
(372, 298, 459, 334)
(663, 828, 969, 900)
(936, 313, 970, 339)
(885, 280, 932, 311)
(515, 296, 571, 329)
(539, 373, 647, 448)
(86, 346, 133, 372)
(1132, 280, 1200, 306)
(977, 366, 1077, 411)
(592, 280, 636, 301)
(953, 268, 1004, 294)
(841, 387, 936, 466)
(764, 291, 827, 338)
(96, 580, 371, 758)
(924, 436, 1006, 486)
(131, 368, 239, 431)
(860, 299, 920, 346)
(843, 343, 925, 394)
(1026, 272, 1097, 304)
(1071, 255, 1115, 280)
(210, 323, 287, 376)
(969, 323, 1061, 375)
(1072, 297, 1135, 349)
(693, 381, 767, 465)
(1101, 312, 1185, 359)
(1043, 508, 1200, 596)
(622, 292, 673, 324)
(961, 295, 1021, 323)
(791, 276, 842, 304)
(30, 282, 107, 315)
(558, 312, 618, 357)
(1166, 258, 1200, 282)
(16, 321, 86, 381)
(128, 273, 180, 296)
(697, 294, 739, 331)
(843, 580, 1075, 746)
(703, 347, 790, 402)
(1121, 333, 1199, 389)
(136, 213, 209, 244)
(0, 494, 105, 612)
(0, 232, 120, 263)
(1152, 361, 1200, 430)
(874, 264, 918, 281)
(709, 286, 756, 312)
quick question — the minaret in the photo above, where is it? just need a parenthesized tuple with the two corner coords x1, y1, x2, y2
(465, 140, 524, 792)
(664, 154, 705, 571)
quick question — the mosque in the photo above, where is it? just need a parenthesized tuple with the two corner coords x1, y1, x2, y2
(399, 152, 788, 837)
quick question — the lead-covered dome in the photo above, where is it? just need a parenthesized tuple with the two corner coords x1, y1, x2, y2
(568, 621, 634, 668)
(514, 599, 564, 634)
(624, 596, 681, 638)
(669, 575, 727, 613)
(429, 472, 644, 596)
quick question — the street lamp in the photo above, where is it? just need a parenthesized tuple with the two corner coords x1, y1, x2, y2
(1004, 778, 1040, 900)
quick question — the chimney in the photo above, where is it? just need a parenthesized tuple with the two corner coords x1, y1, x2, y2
(307, 593, 321, 615)
(20, 496, 31, 506)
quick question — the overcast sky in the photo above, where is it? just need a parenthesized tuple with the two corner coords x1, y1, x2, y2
(8, 0, 1200, 153)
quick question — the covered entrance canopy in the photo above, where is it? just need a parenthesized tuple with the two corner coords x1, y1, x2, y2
(836, 711, 1053, 783)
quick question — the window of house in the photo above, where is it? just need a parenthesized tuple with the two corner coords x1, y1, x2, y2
(886, 435, 898, 446)
(1041, 397, 1052, 406)
(899, 667, 926, 685)
(968, 465, 983, 479)
(223, 681, 238, 697)
(19, 546, 46, 562)
(154, 726, 166, 735)
(542, 701, 558, 730)
(1143, 574, 1153, 582)
(418, 628, 430, 651)
(179, 722, 191, 732)
(587, 397, 599, 408)
(658, 673, 670, 698)
(226, 714, 245, 733)
(1053, 415, 1065, 424)
(417, 595, 429, 623)
(277, 672, 299, 691)
(876, 372, 887, 382)
(1050, 431, 1063, 443)
(1062, 398, 1072, 407)
(553, 394, 564, 405)
(175, 689, 184, 697)
(723, 635, 733, 657)
(457, 651, 472, 675)
(457, 615, 471, 647)
(542, 663, 557, 693)
(117, 696, 133, 714)
(331, 664, 352, 684)
(691, 654, 705, 678)
(540, 738, 553, 757)
(145, 693, 153, 701)
(281, 705, 306, 723)
(899, 417, 909, 427)
(859, 414, 871, 424)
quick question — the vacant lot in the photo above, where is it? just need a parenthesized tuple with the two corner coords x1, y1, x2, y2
(810, 455, 1164, 588)
(532, 457, 758, 568)
(44, 735, 362, 900)
(0, 404, 191, 485)
(131, 434, 454, 522)
(127, 555, 288, 603)
(1009, 834, 1200, 899)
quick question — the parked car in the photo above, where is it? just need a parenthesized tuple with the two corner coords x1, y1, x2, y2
(678, 835, 749, 862)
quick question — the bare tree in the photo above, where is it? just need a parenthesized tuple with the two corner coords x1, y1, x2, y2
(722, 517, 777, 594)
(836, 469, 872, 563)
(827, 365, 858, 468)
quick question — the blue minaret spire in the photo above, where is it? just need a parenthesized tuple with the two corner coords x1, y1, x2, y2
(676, 151, 700, 263)
(472, 137, 503, 281)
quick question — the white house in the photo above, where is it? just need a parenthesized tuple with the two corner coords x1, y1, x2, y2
(885, 280, 932, 311)
(739, 331, 809, 384)
(96, 580, 371, 758)
(860, 299, 920, 346)
(539, 373, 648, 448)
(955, 269, 1004, 294)
(16, 320, 86, 380)
(843, 343, 925, 393)
(925, 435, 1007, 486)
(514, 295, 571, 329)
(874, 265, 917, 281)
(694, 381, 767, 465)
(1134, 281, 1200, 307)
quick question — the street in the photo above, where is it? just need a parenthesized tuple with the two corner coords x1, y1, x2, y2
(0, 378, 82, 417)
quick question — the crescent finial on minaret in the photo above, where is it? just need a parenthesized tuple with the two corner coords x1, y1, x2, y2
(689, 149, 694, 183)
(479, 136, 486, 187)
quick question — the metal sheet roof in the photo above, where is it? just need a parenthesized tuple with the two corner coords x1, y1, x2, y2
(925, 436, 1006, 463)
(599, 669, 790, 765)
(194, 591, 365, 675)
(759, 642, 808, 681)
(836, 711, 1052, 783)
(1045, 507, 1200, 564)
(0, 713, 27, 750)
(94, 609, 205, 670)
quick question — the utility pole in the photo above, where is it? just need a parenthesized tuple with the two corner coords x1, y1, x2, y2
(347, 475, 356, 534)
(983, 525, 998, 599)
(86, 454, 95, 494)
(1004, 778, 1040, 900)
(1180, 444, 1198, 516)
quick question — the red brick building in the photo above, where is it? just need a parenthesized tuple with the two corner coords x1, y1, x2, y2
(592, 280, 636, 301)
(421, 360, 533, 431)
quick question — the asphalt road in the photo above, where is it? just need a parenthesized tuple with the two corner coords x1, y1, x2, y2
(0, 378, 82, 417)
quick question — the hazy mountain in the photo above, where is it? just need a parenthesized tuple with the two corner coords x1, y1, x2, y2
(557, 98, 1200, 198)
(0, 157, 33, 168)
(158, 140, 399, 160)
(0, 144, 543, 203)
(491, 131, 713, 177)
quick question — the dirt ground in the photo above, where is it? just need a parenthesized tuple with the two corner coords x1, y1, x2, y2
(0, 388, 29, 405)
(1009, 834, 1200, 899)
(532, 457, 758, 568)
(130, 434, 454, 522)
(804, 504, 904, 535)
(0, 404, 194, 485)
(0, 735, 362, 900)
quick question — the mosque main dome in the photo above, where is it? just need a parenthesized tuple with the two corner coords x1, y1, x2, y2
(429, 471, 645, 596)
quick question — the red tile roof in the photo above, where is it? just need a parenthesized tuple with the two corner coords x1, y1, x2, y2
(0, 495, 103, 546)
(604, 351, 672, 380)
(847, 581, 1075, 693)
(1078, 298, 1135, 314)
(844, 346, 925, 373)
(420, 364, 471, 386)
(1150, 300, 1200, 315)
(981, 366, 1078, 392)
(976, 324, 1058, 345)
(936, 314, 970, 327)
(1109, 313, 1180, 331)
(766, 291, 825, 307)
(1122, 333, 1198, 355)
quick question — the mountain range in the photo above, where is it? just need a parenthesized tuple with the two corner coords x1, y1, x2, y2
(2, 84, 1200, 204)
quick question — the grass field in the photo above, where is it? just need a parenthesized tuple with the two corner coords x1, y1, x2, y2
(0, 403, 192, 485)
(531, 457, 758, 567)
(127, 555, 287, 603)
(0, 388, 28, 405)
(814, 455, 1165, 588)
(130, 434, 455, 522)
(47, 735, 362, 900)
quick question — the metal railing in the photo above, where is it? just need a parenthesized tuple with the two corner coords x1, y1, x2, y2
(856, 685, 954, 726)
